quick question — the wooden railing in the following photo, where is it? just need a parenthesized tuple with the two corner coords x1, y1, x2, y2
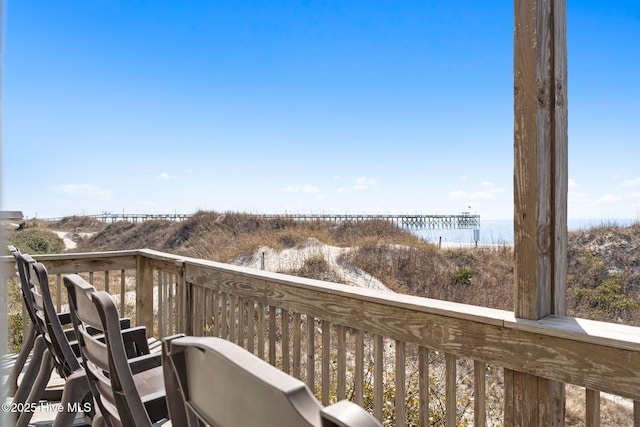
(5, 249, 640, 426)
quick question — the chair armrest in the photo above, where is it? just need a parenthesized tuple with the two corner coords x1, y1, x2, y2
(119, 317, 132, 329)
(128, 352, 162, 374)
(121, 326, 151, 357)
(64, 327, 77, 342)
(85, 318, 132, 336)
(57, 312, 73, 326)
(321, 400, 381, 427)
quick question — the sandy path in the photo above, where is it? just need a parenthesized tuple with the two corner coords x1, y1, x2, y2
(235, 238, 393, 293)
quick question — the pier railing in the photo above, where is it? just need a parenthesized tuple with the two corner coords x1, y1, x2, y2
(5, 249, 640, 426)
(62, 212, 481, 230)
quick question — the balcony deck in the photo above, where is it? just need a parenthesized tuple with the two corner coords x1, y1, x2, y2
(4, 248, 640, 426)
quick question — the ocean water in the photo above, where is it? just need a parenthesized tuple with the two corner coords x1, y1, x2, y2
(413, 218, 639, 246)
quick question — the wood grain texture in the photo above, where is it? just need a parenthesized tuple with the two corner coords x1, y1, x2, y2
(135, 254, 154, 331)
(474, 361, 487, 427)
(183, 261, 640, 399)
(585, 389, 600, 427)
(514, 0, 567, 321)
(513, 0, 568, 422)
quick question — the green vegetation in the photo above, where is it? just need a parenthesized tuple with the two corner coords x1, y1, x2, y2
(4, 213, 640, 424)
(7, 228, 65, 254)
(567, 250, 640, 321)
(452, 268, 474, 286)
(283, 255, 343, 283)
(6, 213, 640, 326)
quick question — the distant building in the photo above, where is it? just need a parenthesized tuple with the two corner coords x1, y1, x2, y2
(0, 211, 25, 221)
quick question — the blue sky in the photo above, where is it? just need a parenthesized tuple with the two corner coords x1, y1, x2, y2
(3, 1, 639, 221)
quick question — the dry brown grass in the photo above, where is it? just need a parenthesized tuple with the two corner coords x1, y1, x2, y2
(11, 212, 640, 321)
(8, 213, 640, 424)
(341, 243, 514, 310)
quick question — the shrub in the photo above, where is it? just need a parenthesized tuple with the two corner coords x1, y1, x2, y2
(284, 255, 342, 283)
(452, 268, 474, 286)
(8, 228, 65, 254)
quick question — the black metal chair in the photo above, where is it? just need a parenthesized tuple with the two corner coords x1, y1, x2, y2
(162, 335, 382, 427)
(64, 274, 168, 427)
(10, 252, 152, 427)
(5, 246, 67, 402)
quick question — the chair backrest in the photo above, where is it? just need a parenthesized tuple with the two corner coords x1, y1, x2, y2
(10, 248, 44, 334)
(28, 260, 82, 378)
(64, 274, 115, 425)
(64, 273, 157, 427)
(163, 336, 381, 427)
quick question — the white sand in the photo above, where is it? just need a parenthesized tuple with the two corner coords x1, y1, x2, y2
(235, 237, 393, 293)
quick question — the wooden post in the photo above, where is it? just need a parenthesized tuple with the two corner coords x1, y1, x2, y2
(509, 0, 568, 425)
(136, 254, 155, 334)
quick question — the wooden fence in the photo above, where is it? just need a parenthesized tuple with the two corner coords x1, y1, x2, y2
(5, 249, 640, 426)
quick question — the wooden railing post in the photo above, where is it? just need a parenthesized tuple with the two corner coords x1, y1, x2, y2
(136, 253, 154, 334)
(510, 0, 568, 425)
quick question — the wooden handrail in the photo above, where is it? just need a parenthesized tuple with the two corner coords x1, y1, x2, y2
(4, 249, 640, 424)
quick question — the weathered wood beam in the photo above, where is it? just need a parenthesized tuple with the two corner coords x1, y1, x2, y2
(511, 0, 568, 424)
(136, 253, 154, 332)
(514, 0, 567, 320)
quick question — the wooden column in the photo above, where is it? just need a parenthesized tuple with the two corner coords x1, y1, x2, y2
(509, 0, 568, 425)
(136, 254, 155, 333)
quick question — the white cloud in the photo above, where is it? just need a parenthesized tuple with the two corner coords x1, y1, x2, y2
(282, 185, 320, 194)
(568, 178, 578, 189)
(620, 177, 640, 188)
(450, 182, 504, 201)
(449, 190, 468, 198)
(352, 177, 377, 191)
(158, 172, 174, 179)
(471, 186, 505, 200)
(337, 177, 378, 194)
(50, 184, 113, 201)
(596, 192, 640, 204)
(303, 186, 320, 193)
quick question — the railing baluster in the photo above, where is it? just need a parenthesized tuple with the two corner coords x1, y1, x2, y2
(474, 360, 486, 427)
(178, 269, 186, 334)
(119, 270, 126, 315)
(396, 340, 406, 427)
(56, 274, 62, 312)
(247, 299, 255, 354)
(337, 325, 346, 401)
(269, 306, 277, 366)
(446, 353, 457, 427)
(105, 270, 110, 294)
(293, 312, 301, 379)
(418, 346, 429, 427)
(354, 329, 364, 407)
(282, 309, 290, 374)
(158, 271, 164, 337)
(586, 389, 600, 427)
(220, 292, 228, 339)
(168, 273, 174, 336)
(258, 303, 265, 359)
(374, 334, 384, 422)
(89, 271, 94, 286)
(322, 319, 331, 406)
(198, 283, 206, 336)
(229, 295, 236, 343)
(634, 401, 640, 427)
(306, 315, 315, 394)
(237, 297, 245, 348)
(211, 288, 219, 337)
